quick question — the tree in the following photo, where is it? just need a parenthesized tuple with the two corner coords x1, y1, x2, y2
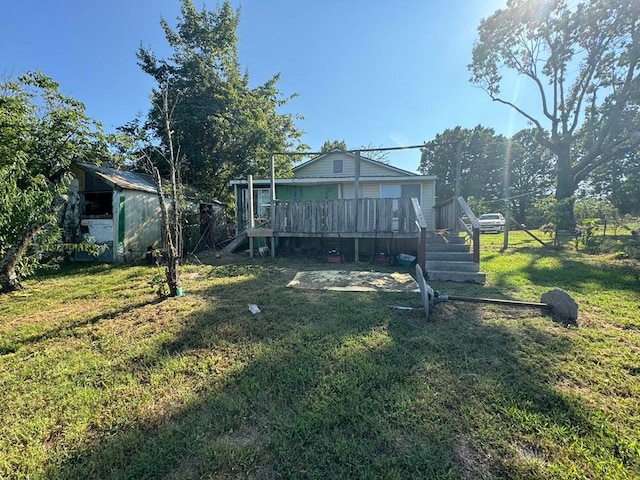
(137, 0, 306, 202)
(319, 139, 389, 163)
(469, 0, 640, 225)
(320, 140, 348, 152)
(508, 128, 554, 221)
(587, 150, 640, 215)
(145, 87, 185, 297)
(0, 72, 108, 292)
(418, 126, 507, 210)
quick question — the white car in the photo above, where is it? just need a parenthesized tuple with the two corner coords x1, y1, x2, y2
(478, 213, 505, 233)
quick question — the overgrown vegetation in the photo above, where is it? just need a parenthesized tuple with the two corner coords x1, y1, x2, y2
(1, 232, 638, 478)
(0, 72, 110, 292)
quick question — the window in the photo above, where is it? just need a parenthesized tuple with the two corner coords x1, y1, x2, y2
(400, 184, 421, 199)
(333, 159, 343, 174)
(242, 187, 271, 222)
(82, 192, 113, 216)
(254, 188, 271, 219)
(381, 183, 421, 199)
(380, 184, 401, 198)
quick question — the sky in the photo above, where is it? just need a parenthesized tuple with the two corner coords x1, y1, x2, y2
(1, 0, 533, 173)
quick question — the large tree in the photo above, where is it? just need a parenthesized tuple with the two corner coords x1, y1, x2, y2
(0, 72, 108, 292)
(508, 128, 555, 220)
(137, 0, 306, 202)
(419, 125, 507, 210)
(469, 0, 640, 223)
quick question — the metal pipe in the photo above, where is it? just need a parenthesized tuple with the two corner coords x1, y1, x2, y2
(446, 295, 549, 310)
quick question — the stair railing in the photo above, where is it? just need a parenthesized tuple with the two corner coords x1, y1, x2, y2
(434, 196, 481, 264)
(411, 198, 428, 270)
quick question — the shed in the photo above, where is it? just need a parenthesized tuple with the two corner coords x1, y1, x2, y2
(70, 163, 224, 262)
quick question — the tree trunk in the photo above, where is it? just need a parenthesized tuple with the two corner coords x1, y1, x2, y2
(0, 220, 45, 293)
(0, 194, 67, 294)
(554, 142, 576, 228)
(166, 254, 180, 296)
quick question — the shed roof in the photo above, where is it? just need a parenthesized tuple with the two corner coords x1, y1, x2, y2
(77, 163, 157, 194)
(76, 163, 223, 205)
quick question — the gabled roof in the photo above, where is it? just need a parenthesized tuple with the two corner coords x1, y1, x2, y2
(77, 163, 157, 194)
(292, 150, 418, 177)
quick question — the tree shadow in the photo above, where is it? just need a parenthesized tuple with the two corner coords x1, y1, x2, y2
(492, 249, 639, 295)
(0, 297, 164, 355)
(42, 269, 632, 479)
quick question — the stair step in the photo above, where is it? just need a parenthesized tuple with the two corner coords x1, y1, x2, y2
(425, 260, 479, 272)
(425, 251, 473, 262)
(425, 270, 486, 284)
(425, 242, 470, 252)
(425, 234, 467, 245)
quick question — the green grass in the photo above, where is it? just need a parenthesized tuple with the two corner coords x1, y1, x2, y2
(1, 234, 639, 479)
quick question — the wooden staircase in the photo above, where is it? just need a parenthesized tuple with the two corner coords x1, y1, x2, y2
(423, 232, 486, 283)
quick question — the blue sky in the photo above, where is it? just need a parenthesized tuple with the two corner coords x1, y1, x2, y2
(1, 0, 532, 172)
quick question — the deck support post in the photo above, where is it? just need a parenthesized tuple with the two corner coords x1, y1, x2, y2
(270, 154, 276, 258)
(354, 238, 360, 262)
(248, 174, 254, 258)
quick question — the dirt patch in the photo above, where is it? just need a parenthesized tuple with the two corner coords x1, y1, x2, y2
(287, 270, 418, 292)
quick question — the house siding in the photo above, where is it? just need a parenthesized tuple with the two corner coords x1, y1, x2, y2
(294, 152, 406, 178)
(422, 181, 435, 229)
(361, 183, 380, 198)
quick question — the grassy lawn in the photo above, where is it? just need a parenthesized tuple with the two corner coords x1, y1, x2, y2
(1, 231, 639, 479)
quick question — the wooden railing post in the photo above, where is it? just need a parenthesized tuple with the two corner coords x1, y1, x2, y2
(473, 227, 480, 264)
(457, 196, 481, 265)
(412, 198, 428, 270)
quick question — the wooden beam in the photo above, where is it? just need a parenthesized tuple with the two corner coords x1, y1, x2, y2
(247, 228, 274, 237)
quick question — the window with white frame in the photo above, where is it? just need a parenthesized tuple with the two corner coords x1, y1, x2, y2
(333, 159, 343, 174)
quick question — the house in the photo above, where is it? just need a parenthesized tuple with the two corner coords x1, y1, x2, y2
(69, 163, 223, 262)
(230, 150, 437, 261)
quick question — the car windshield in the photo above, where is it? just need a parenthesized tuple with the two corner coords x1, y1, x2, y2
(480, 214, 500, 220)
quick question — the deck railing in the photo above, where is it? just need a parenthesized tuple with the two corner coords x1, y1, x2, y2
(434, 196, 481, 263)
(272, 197, 420, 235)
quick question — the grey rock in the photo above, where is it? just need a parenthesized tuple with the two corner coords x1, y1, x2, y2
(541, 289, 578, 323)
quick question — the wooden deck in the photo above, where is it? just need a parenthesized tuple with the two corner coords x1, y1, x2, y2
(270, 197, 420, 238)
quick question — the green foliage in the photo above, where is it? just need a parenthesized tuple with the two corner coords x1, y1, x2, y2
(531, 196, 575, 245)
(574, 198, 619, 225)
(420, 127, 555, 220)
(508, 129, 554, 221)
(320, 139, 348, 152)
(575, 218, 601, 254)
(419, 125, 508, 207)
(0, 72, 108, 290)
(137, 0, 307, 202)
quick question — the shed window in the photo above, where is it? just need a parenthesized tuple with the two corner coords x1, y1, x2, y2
(333, 159, 343, 174)
(83, 192, 112, 216)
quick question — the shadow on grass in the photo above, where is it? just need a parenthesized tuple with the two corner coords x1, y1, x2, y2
(30, 262, 135, 281)
(0, 297, 165, 356)
(43, 268, 630, 479)
(491, 249, 639, 295)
